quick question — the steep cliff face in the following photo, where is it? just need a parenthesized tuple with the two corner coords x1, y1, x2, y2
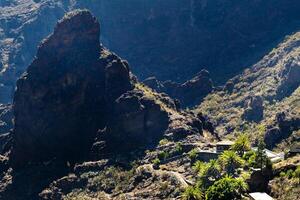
(10, 10, 154, 167)
(9, 10, 177, 169)
(2, 0, 300, 104)
(11, 10, 108, 167)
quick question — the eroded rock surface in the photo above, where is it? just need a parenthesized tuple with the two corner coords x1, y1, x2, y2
(264, 112, 300, 149)
(11, 10, 108, 167)
(10, 10, 170, 168)
(242, 95, 264, 122)
(144, 69, 213, 107)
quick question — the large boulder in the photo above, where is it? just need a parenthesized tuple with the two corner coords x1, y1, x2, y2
(264, 112, 300, 148)
(104, 90, 169, 151)
(277, 58, 300, 98)
(242, 95, 264, 122)
(264, 127, 282, 149)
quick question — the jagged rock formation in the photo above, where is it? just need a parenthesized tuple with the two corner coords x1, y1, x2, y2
(2, 0, 300, 104)
(10, 10, 171, 168)
(143, 69, 213, 107)
(277, 57, 300, 98)
(0, 11, 216, 199)
(198, 31, 300, 141)
(11, 10, 109, 167)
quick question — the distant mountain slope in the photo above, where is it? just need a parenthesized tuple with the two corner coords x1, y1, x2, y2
(0, 0, 67, 103)
(198, 32, 300, 146)
(1, 0, 300, 104)
(75, 0, 300, 83)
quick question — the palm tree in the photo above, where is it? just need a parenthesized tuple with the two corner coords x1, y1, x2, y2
(231, 133, 251, 156)
(182, 186, 204, 200)
(197, 159, 222, 189)
(218, 150, 244, 175)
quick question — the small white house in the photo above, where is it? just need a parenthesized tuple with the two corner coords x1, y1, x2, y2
(251, 147, 284, 163)
(249, 192, 273, 200)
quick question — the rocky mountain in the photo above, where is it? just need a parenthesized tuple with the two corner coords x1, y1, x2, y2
(198, 31, 300, 148)
(0, 10, 216, 199)
(2, 0, 300, 104)
(0, 1, 299, 200)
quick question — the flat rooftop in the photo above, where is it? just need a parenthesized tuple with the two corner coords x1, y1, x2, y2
(216, 140, 234, 146)
(249, 192, 273, 200)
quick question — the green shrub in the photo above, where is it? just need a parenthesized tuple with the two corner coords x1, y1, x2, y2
(181, 186, 204, 200)
(158, 151, 169, 161)
(193, 161, 205, 173)
(279, 171, 286, 177)
(152, 158, 161, 166)
(87, 166, 135, 193)
(294, 166, 300, 181)
(243, 150, 257, 167)
(159, 138, 169, 146)
(286, 169, 294, 179)
(205, 176, 248, 200)
(175, 142, 183, 154)
(188, 149, 198, 162)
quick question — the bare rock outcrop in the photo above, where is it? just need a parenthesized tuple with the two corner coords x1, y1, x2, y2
(264, 112, 300, 149)
(11, 10, 108, 167)
(9, 10, 169, 168)
(143, 69, 213, 107)
(108, 90, 169, 149)
(242, 95, 264, 122)
(277, 58, 300, 98)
